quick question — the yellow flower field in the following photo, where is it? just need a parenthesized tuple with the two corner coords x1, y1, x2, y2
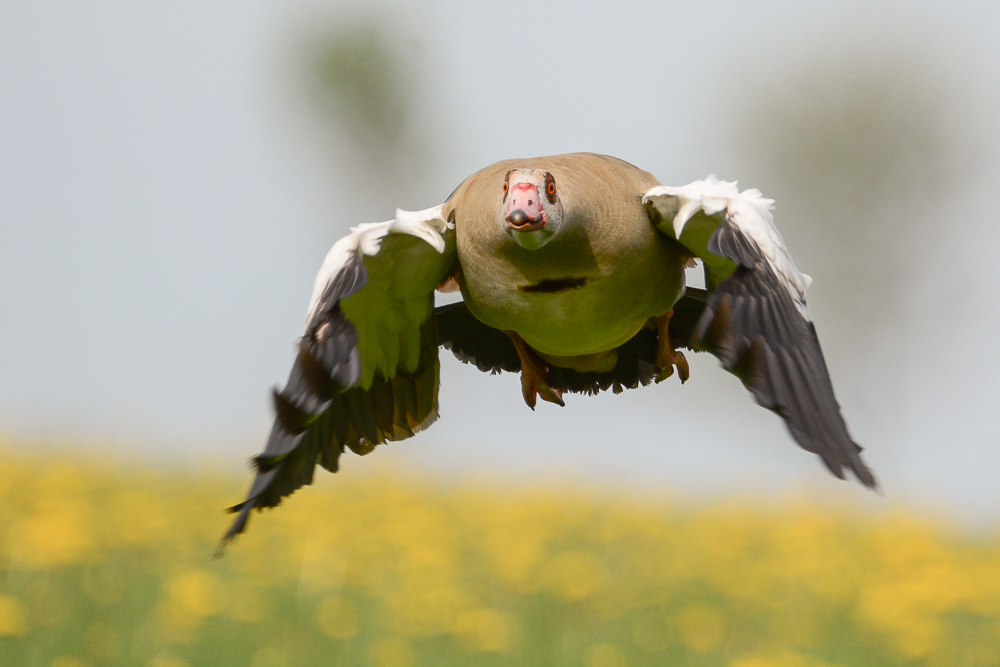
(1, 441, 999, 667)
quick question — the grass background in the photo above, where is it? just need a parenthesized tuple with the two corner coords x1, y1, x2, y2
(1, 439, 999, 667)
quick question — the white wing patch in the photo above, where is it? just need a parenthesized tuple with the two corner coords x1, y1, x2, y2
(305, 204, 452, 326)
(643, 176, 812, 317)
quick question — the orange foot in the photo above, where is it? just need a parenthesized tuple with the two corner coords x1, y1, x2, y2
(654, 310, 690, 384)
(504, 331, 565, 410)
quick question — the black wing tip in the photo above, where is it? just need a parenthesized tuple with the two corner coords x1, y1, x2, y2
(216, 500, 256, 558)
(850, 457, 880, 492)
(817, 442, 879, 492)
(808, 418, 880, 493)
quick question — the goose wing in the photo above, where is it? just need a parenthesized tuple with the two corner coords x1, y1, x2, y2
(222, 206, 456, 546)
(644, 178, 876, 488)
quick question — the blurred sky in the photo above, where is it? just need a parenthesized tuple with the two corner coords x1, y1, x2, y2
(2, 1, 999, 521)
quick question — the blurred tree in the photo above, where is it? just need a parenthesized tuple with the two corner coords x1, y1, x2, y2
(280, 14, 442, 228)
(727, 41, 974, 343)
(305, 22, 412, 165)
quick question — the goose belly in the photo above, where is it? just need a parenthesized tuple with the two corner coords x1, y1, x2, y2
(459, 241, 685, 357)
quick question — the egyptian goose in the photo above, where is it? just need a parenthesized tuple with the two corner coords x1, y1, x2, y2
(221, 153, 875, 546)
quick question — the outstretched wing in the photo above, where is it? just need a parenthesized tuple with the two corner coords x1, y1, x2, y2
(222, 206, 456, 547)
(643, 177, 876, 488)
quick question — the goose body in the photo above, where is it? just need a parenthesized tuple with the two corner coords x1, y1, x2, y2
(220, 152, 876, 547)
(450, 154, 685, 363)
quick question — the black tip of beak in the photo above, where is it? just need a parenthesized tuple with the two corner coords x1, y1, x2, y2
(506, 209, 529, 226)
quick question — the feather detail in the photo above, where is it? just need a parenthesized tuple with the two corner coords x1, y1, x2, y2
(306, 205, 450, 325)
(644, 176, 811, 318)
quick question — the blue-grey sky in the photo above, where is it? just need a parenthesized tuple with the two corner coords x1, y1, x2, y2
(2, 1, 999, 521)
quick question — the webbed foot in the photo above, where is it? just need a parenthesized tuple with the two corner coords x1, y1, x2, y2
(654, 310, 690, 384)
(504, 331, 566, 409)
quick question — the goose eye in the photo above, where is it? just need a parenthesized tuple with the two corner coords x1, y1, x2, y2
(502, 181, 508, 195)
(546, 181, 556, 196)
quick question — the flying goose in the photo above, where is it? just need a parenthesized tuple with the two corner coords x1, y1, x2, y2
(221, 152, 875, 546)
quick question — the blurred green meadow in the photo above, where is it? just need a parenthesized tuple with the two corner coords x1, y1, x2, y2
(2, 439, 1000, 667)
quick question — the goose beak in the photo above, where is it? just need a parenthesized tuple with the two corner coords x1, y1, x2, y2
(505, 183, 546, 231)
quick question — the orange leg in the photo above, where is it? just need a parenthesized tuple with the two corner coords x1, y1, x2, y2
(504, 331, 565, 409)
(654, 310, 690, 384)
